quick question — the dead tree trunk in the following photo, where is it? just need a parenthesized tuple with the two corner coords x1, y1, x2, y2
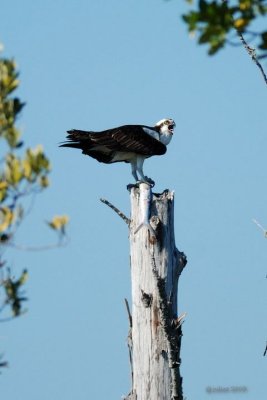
(126, 184, 187, 400)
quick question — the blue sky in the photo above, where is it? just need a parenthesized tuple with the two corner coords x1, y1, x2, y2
(1, 0, 267, 399)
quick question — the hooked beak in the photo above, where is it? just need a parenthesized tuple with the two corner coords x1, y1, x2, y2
(168, 121, 176, 134)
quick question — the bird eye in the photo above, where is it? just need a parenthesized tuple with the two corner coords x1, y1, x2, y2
(164, 120, 169, 125)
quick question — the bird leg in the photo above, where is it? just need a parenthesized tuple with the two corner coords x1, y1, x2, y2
(129, 158, 155, 188)
(137, 172, 155, 187)
(127, 161, 140, 190)
(131, 161, 139, 182)
(142, 176, 155, 187)
(136, 157, 155, 186)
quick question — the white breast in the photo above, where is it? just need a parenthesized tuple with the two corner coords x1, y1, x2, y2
(143, 127, 172, 146)
(159, 132, 173, 146)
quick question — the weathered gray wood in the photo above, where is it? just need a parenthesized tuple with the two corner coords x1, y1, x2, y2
(126, 184, 186, 400)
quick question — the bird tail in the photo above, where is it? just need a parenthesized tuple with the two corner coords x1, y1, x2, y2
(59, 142, 82, 149)
(65, 129, 91, 141)
(59, 129, 92, 149)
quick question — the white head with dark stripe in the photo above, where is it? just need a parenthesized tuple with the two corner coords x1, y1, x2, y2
(154, 118, 176, 146)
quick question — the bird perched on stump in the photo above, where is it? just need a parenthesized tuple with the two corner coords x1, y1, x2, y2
(60, 118, 175, 185)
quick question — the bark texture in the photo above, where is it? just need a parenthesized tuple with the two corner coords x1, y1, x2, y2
(126, 185, 186, 400)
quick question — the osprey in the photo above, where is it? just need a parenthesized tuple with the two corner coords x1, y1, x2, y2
(60, 118, 175, 184)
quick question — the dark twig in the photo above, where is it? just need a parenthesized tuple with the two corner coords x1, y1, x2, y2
(100, 198, 131, 225)
(226, 38, 242, 47)
(221, 0, 267, 85)
(226, 30, 260, 47)
(0, 361, 8, 368)
(124, 298, 132, 327)
(236, 29, 267, 85)
(0, 311, 26, 323)
(245, 30, 262, 37)
(0, 353, 8, 369)
(6, 237, 69, 252)
(257, 54, 267, 60)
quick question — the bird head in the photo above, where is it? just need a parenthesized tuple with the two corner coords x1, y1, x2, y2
(155, 118, 176, 145)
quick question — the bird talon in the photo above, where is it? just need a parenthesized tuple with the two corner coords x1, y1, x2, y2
(144, 177, 155, 187)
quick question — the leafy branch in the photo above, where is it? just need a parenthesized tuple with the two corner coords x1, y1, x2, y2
(182, 0, 267, 83)
(182, 0, 267, 56)
(0, 45, 69, 369)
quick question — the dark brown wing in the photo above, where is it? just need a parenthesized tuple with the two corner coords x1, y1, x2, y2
(60, 125, 166, 156)
(110, 125, 166, 156)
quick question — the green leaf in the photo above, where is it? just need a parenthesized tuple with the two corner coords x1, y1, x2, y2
(5, 153, 23, 185)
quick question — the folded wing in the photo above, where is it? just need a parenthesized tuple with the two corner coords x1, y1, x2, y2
(60, 125, 166, 163)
